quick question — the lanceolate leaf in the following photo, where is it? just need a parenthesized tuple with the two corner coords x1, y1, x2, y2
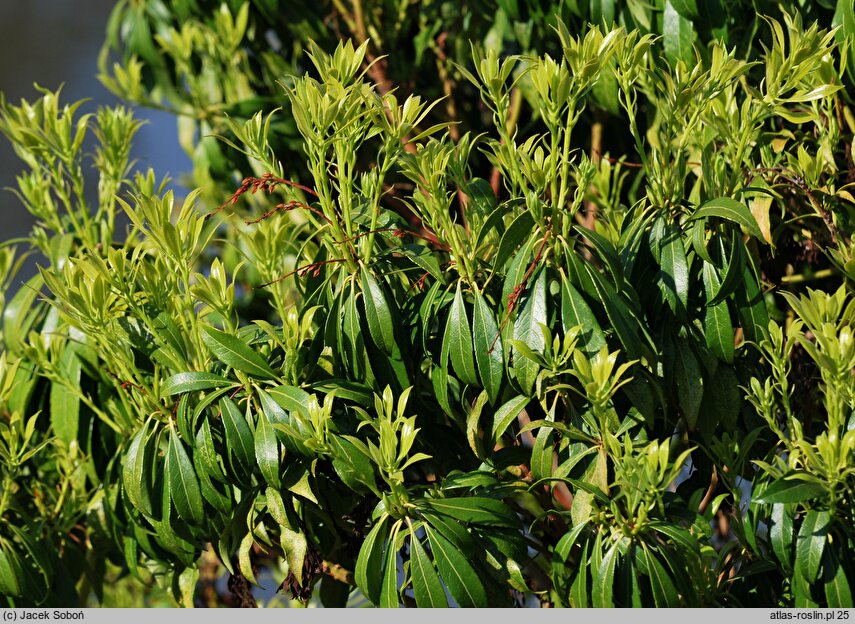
(448, 283, 479, 386)
(674, 339, 703, 430)
(254, 408, 280, 488)
(663, 0, 694, 65)
(361, 266, 395, 355)
(735, 260, 769, 343)
(690, 197, 764, 240)
(380, 527, 400, 608)
(495, 211, 536, 271)
(823, 546, 853, 608)
(355, 515, 389, 605)
(656, 221, 689, 312)
(424, 524, 488, 607)
(202, 326, 277, 379)
(770, 503, 794, 572)
(753, 472, 826, 504)
(560, 270, 605, 356)
(592, 541, 619, 608)
(641, 545, 680, 607)
(418, 497, 519, 528)
(491, 394, 530, 443)
(513, 268, 547, 395)
(219, 397, 255, 480)
(166, 427, 204, 525)
(796, 509, 830, 584)
(472, 289, 503, 402)
(123, 422, 155, 516)
(161, 372, 235, 396)
(408, 526, 447, 607)
(49, 345, 81, 444)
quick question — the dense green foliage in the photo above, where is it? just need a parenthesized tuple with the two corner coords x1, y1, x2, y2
(0, 0, 854, 609)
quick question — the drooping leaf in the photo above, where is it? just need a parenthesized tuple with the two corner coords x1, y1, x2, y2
(409, 526, 447, 607)
(656, 221, 689, 312)
(219, 397, 255, 481)
(663, 0, 695, 65)
(49, 345, 81, 443)
(123, 422, 155, 516)
(380, 527, 400, 608)
(355, 516, 389, 605)
(690, 197, 764, 241)
(418, 497, 519, 528)
(424, 523, 488, 607)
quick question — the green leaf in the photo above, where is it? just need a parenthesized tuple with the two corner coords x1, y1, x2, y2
(361, 267, 395, 355)
(592, 541, 618, 607)
(329, 435, 380, 496)
(123, 422, 155, 516)
(663, 0, 694, 65)
(380, 528, 399, 608)
(796, 509, 830, 584)
(424, 523, 488, 607)
(582, 262, 644, 358)
(49, 345, 81, 444)
(472, 289, 503, 402)
(495, 210, 536, 271)
(690, 197, 764, 240)
(280, 527, 308, 587)
(448, 283, 479, 386)
(656, 221, 689, 312)
(166, 427, 204, 525)
(419, 497, 519, 528)
(770, 503, 794, 572)
(355, 515, 389, 605)
(254, 408, 280, 488)
(219, 397, 255, 480)
(701, 263, 735, 363)
(491, 394, 530, 444)
(409, 526, 447, 607)
(641, 546, 680, 607)
(513, 268, 547, 395)
(202, 326, 277, 379)
(162, 372, 235, 396)
(674, 339, 703, 430)
(735, 260, 769, 344)
(560, 271, 605, 356)
(823, 546, 852, 608)
(753, 472, 826, 504)
(570, 538, 590, 607)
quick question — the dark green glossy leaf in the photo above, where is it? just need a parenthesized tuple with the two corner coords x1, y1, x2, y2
(254, 407, 280, 488)
(355, 516, 389, 605)
(592, 541, 618, 607)
(162, 372, 235, 396)
(448, 283, 479, 386)
(560, 270, 605, 356)
(702, 262, 734, 363)
(641, 546, 679, 607)
(166, 427, 204, 525)
(770, 503, 794, 572)
(690, 197, 764, 240)
(513, 268, 546, 395)
(418, 497, 518, 528)
(219, 397, 255, 480)
(656, 221, 689, 312)
(472, 289, 503, 402)
(491, 394, 530, 444)
(409, 526, 447, 607)
(796, 509, 830, 584)
(823, 546, 852, 608)
(663, 0, 694, 65)
(674, 339, 703, 430)
(495, 210, 535, 271)
(202, 326, 277, 379)
(361, 266, 395, 355)
(123, 422, 155, 516)
(753, 472, 826, 504)
(380, 528, 400, 608)
(424, 523, 488, 607)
